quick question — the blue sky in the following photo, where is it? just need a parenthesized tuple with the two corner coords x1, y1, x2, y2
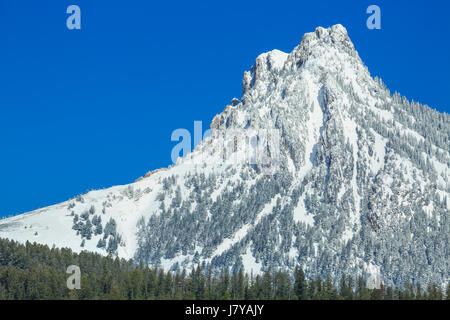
(0, 0, 449, 217)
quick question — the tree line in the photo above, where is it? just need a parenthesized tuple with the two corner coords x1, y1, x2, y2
(0, 238, 448, 300)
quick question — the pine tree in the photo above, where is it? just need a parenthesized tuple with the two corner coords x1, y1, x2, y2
(274, 271, 290, 300)
(356, 276, 371, 300)
(427, 283, 437, 300)
(446, 282, 450, 300)
(416, 284, 423, 300)
(324, 274, 338, 300)
(393, 286, 400, 300)
(262, 271, 273, 299)
(0, 237, 446, 300)
(236, 269, 245, 299)
(192, 264, 204, 299)
(313, 276, 323, 300)
(340, 275, 353, 300)
(205, 264, 213, 299)
(293, 266, 307, 300)
(385, 286, 394, 300)
(220, 268, 231, 300)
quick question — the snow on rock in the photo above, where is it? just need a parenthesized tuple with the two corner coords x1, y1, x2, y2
(1, 24, 449, 287)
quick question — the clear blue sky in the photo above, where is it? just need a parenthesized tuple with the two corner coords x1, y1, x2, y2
(0, 0, 449, 217)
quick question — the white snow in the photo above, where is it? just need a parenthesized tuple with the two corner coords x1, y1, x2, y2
(241, 245, 262, 274)
(0, 24, 448, 285)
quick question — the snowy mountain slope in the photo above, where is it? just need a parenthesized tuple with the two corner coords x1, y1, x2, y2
(1, 24, 449, 287)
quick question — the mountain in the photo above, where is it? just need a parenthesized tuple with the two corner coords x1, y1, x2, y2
(0, 24, 449, 288)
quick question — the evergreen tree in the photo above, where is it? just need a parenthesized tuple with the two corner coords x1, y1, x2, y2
(293, 266, 307, 300)
(0, 237, 445, 300)
(446, 282, 450, 300)
(261, 271, 273, 299)
(324, 274, 338, 300)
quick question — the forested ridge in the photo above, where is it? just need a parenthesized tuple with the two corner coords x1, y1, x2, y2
(0, 238, 448, 300)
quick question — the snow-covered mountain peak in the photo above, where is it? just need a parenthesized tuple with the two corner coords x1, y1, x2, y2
(314, 24, 351, 44)
(256, 49, 289, 72)
(241, 24, 370, 109)
(242, 49, 288, 95)
(1, 25, 449, 288)
(242, 24, 356, 96)
(296, 24, 355, 56)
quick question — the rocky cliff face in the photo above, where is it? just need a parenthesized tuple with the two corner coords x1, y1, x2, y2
(1, 24, 449, 287)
